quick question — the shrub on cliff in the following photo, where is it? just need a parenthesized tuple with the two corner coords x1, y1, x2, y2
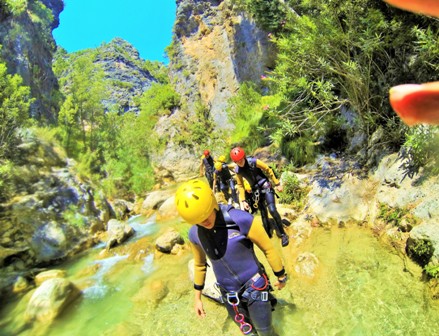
(0, 61, 33, 159)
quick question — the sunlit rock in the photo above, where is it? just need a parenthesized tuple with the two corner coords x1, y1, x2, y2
(106, 219, 135, 250)
(141, 189, 175, 214)
(12, 276, 31, 294)
(155, 228, 184, 254)
(25, 278, 81, 323)
(156, 196, 179, 221)
(34, 269, 67, 286)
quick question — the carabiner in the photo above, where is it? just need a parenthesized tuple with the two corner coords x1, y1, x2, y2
(226, 292, 240, 305)
(234, 311, 253, 334)
(235, 313, 245, 323)
(253, 189, 259, 209)
(240, 322, 253, 334)
(227, 292, 253, 335)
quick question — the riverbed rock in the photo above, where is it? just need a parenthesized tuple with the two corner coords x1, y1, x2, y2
(12, 276, 31, 294)
(34, 269, 67, 286)
(155, 228, 184, 254)
(156, 196, 179, 221)
(141, 189, 175, 214)
(106, 219, 135, 250)
(294, 252, 320, 278)
(24, 278, 81, 323)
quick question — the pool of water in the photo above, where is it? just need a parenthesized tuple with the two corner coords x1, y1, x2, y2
(1, 219, 438, 336)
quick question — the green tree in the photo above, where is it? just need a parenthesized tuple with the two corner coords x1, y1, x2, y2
(57, 53, 106, 157)
(0, 62, 32, 158)
(142, 60, 169, 84)
(265, 0, 439, 161)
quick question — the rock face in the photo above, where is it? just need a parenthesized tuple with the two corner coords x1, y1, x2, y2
(0, 0, 63, 122)
(0, 130, 112, 299)
(154, 0, 275, 181)
(93, 38, 158, 114)
(55, 38, 158, 115)
(171, 0, 274, 128)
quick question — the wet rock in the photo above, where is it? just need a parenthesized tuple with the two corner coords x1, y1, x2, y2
(294, 252, 319, 278)
(141, 190, 175, 214)
(106, 219, 135, 250)
(155, 229, 184, 254)
(25, 278, 81, 323)
(34, 269, 67, 286)
(12, 276, 31, 294)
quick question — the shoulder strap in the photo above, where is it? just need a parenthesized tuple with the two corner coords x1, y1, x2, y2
(247, 156, 256, 169)
(219, 204, 239, 229)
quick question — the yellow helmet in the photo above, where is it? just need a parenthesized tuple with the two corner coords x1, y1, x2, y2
(175, 179, 218, 224)
(244, 179, 252, 193)
(214, 161, 223, 171)
(218, 155, 226, 163)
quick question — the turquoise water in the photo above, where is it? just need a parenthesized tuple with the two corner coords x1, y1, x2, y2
(1, 218, 438, 336)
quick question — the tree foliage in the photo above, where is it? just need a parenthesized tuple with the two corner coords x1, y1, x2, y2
(0, 62, 32, 159)
(227, 0, 439, 167)
(232, 0, 286, 32)
(142, 60, 170, 84)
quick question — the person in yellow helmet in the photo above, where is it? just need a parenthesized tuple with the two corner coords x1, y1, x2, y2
(212, 159, 239, 207)
(175, 179, 287, 336)
(199, 150, 215, 189)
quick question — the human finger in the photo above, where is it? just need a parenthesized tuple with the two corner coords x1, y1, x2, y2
(384, 0, 439, 17)
(389, 82, 439, 126)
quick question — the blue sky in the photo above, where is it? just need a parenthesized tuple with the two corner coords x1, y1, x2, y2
(53, 0, 176, 63)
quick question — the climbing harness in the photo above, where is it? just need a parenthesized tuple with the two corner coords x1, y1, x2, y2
(223, 273, 271, 335)
(226, 292, 253, 335)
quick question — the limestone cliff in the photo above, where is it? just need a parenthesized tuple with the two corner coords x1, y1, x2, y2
(0, 0, 63, 122)
(56, 38, 157, 115)
(154, 0, 275, 181)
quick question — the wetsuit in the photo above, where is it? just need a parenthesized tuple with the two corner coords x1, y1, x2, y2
(213, 163, 239, 204)
(200, 154, 215, 189)
(189, 205, 285, 336)
(234, 158, 287, 239)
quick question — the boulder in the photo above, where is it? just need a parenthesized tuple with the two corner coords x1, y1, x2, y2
(106, 219, 135, 250)
(155, 228, 184, 254)
(25, 278, 81, 323)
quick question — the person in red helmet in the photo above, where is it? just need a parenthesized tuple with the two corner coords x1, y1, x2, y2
(199, 150, 216, 189)
(230, 147, 290, 247)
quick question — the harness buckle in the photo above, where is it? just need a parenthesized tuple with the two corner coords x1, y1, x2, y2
(226, 292, 240, 305)
(261, 291, 268, 302)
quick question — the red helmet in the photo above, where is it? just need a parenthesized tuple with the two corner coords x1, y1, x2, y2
(230, 147, 245, 162)
(203, 149, 210, 156)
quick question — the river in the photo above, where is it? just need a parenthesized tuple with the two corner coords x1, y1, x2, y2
(1, 215, 438, 336)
